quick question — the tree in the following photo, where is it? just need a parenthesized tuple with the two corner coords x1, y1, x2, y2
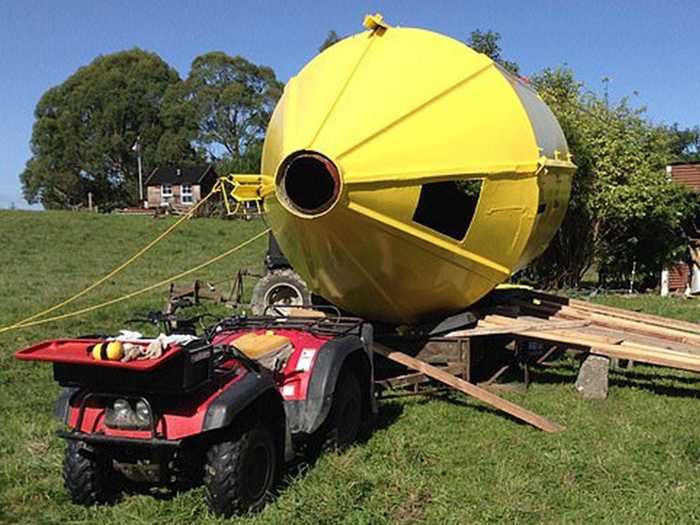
(319, 30, 342, 53)
(665, 123, 700, 162)
(467, 30, 520, 75)
(525, 67, 695, 288)
(21, 49, 196, 209)
(170, 52, 283, 165)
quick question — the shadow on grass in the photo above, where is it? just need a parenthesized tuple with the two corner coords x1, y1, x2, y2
(531, 364, 700, 400)
(280, 400, 405, 489)
(101, 401, 406, 507)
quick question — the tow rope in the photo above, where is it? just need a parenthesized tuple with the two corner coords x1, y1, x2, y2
(0, 181, 268, 334)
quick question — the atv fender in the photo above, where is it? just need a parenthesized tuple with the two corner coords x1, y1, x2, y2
(54, 387, 80, 423)
(286, 324, 375, 435)
(203, 371, 277, 431)
(203, 370, 293, 461)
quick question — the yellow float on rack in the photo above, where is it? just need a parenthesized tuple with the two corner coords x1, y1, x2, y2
(223, 14, 576, 324)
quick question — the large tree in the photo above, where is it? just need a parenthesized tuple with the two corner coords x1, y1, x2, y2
(466, 29, 520, 75)
(527, 67, 695, 288)
(21, 49, 196, 209)
(170, 52, 283, 165)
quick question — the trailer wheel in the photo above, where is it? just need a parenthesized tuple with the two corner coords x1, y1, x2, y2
(63, 440, 118, 505)
(204, 421, 278, 516)
(251, 269, 311, 315)
(316, 368, 363, 452)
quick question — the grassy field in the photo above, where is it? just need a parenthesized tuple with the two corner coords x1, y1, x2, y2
(3, 210, 700, 524)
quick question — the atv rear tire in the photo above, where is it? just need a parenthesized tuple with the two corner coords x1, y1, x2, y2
(316, 368, 363, 452)
(63, 440, 117, 505)
(251, 269, 311, 315)
(204, 421, 278, 517)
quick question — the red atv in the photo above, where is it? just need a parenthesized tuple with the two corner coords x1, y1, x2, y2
(15, 312, 375, 516)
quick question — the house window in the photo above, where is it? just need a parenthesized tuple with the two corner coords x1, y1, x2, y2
(181, 184, 193, 205)
(161, 184, 173, 198)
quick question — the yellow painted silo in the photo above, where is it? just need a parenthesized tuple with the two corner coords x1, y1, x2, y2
(227, 15, 576, 324)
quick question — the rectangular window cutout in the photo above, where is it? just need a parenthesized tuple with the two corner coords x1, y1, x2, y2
(412, 180, 482, 241)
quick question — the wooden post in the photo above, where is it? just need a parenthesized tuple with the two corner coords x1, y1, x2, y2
(374, 343, 565, 433)
(87, 192, 93, 212)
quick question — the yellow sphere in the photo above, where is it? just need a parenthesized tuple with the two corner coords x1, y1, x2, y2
(259, 21, 575, 324)
(92, 341, 124, 361)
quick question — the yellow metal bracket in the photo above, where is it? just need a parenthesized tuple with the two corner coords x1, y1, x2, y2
(219, 174, 274, 216)
(363, 13, 390, 33)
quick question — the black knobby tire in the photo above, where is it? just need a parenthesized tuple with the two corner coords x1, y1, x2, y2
(63, 440, 117, 505)
(251, 269, 311, 315)
(319, 368, 363, 452)
(204, 421, 278, 517)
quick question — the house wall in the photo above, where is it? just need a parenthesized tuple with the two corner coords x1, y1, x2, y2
(665, 164, 700, 292)
(146, 183, 201, 208)
(669, 163, 700, 191)
(147, 186, 161, 207)
(668, 262, 690, 292)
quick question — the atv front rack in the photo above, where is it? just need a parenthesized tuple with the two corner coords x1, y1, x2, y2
(207, 314, 367, 340)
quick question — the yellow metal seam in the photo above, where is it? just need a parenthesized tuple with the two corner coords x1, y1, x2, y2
(346, 201, 511, 278)
(306, 33, 377, 150)
(342, 161, 541, 189)
(336, 61, 493, 160)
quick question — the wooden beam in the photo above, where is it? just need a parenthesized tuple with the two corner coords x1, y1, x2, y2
(446, 319, 590, 338)
(373, 343, 565, 433)
(525, 290, 700, 336)
(481, 317, 700, 374)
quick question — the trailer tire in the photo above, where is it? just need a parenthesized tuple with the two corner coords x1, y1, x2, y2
(63, 440, 118, 505)
(315, 368, 363, 452)
(204, 420, 278, 516)
(251, 269, 311, 315)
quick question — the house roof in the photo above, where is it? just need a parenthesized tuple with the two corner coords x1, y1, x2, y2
(145, 164, 216, 186)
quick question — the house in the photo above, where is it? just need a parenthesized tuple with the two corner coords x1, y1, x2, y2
(662, 162, 700, 294)
(144, 164, 218, 211)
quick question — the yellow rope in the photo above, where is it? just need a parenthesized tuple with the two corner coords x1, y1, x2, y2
(2, 228, 270, 333)
(0, 185, 220, 334)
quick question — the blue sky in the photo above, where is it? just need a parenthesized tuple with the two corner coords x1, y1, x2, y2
(1, 0, 698, 209)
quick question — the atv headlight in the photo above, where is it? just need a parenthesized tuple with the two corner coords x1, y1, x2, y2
(105, 398, 152, 430)
(134, 400, 152, 426)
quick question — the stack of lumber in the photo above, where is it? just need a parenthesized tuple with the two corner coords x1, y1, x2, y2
(376, 290, 700, 434)
(474, 290, 700, 375)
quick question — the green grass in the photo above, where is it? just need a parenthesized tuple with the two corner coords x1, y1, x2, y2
(3, 210, 700, 524)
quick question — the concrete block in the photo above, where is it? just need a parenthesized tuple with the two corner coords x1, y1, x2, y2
(575, 354, 610, 400)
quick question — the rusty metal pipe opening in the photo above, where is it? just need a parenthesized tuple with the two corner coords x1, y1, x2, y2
(276, 152, 341, 217)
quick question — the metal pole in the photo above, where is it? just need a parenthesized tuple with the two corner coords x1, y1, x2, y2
(137, 150, 143, 204)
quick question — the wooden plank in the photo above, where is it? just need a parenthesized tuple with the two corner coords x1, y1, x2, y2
(373, 343, 565, 433)
(481, 318, 700, 374)
(569, 298, 700, 333)
(541, 306, 700, 347)
(446, 319, 590, 338)
(527, 290, 700, 335)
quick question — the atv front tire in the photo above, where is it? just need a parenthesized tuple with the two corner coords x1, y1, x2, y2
(204, 421, 278, 516)
(63, 440, 117, 505)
